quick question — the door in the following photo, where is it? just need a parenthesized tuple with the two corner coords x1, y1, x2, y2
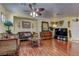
(71, 20, 79, 41)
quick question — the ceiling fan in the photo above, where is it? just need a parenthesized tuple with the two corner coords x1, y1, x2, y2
(24, 3, 45, 17)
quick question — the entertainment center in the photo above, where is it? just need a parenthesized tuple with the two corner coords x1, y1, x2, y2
(54, 28, 68, 41)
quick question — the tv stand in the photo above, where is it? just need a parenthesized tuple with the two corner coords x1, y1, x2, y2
(56, 35, 68, 41)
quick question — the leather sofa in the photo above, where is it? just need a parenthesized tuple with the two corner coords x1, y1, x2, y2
(18, 32, 32, 40)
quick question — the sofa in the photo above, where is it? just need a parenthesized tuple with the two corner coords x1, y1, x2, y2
(18, 32, 32, 40)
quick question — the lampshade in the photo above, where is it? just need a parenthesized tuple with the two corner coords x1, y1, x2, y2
(30, 11, 38, 17)
(53, 24, 57, 28)
(4, 20, 13, 26)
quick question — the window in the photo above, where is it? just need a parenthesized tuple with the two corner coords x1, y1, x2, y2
(0, 12, 5, 22)
(0, 13, 2, 22)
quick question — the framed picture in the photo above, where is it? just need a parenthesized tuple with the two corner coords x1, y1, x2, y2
(59, 20, 64, 26)
(42, 21, 49, 31)
(22, 21, 31, 28)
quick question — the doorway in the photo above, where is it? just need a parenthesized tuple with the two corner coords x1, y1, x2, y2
(71, 20, 79, 41)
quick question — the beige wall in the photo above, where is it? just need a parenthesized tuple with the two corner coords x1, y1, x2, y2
(13, 17, 37, 34)
(50, 17, 68, 28)
(13, 17, 50, 34)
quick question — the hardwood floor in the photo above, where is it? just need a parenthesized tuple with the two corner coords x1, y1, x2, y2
(18, 39, 79, 56)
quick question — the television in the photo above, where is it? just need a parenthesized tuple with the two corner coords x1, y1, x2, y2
(54, 28, 68, 39)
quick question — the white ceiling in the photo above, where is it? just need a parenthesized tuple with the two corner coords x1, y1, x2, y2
(2, 3, 79, 18)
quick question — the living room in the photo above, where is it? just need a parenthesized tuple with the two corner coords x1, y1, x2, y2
(0, 3, 79, 56)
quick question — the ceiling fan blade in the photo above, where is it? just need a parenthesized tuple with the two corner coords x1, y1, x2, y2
(29, 3, 37, 11)
(39, 8, 45, 12)
(28, 3, 44, 16)
(37, 12, 42, 15)
(29, 3, 33, 10)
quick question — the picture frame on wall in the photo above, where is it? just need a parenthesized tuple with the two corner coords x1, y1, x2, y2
(42, 21, 49, 31)
(22, 21, 31, 28)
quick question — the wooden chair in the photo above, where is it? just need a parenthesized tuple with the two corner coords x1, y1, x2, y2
(31, 32, 41, 47)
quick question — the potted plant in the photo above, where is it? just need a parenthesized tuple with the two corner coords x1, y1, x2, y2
(4, 20, 13, 34)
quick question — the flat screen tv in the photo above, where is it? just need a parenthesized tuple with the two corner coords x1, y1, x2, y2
(55, 28, 68, 36)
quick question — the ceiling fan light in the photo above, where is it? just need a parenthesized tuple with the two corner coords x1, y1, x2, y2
(39, 8, 45, 11)
(32, 12, 36, 17)
(36, 13, 38, 16)
(30, 12, 32, 16)
(33, 12, 36, 15)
